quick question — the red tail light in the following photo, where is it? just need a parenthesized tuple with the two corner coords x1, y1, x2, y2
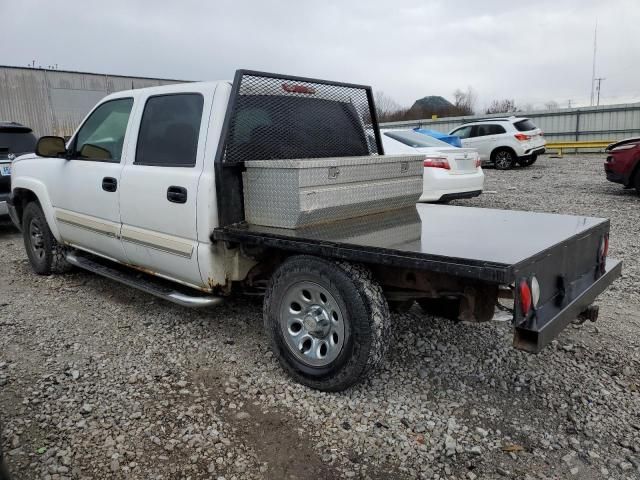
(539, 131, 544, 136)
(519, 280, 532, 316)
(475, 157, 482, 168)
(424, 157, 450, 170)
(514, 133, 531, 141)
(282, 83, 315, 94)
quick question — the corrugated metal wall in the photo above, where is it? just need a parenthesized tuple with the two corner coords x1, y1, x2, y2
(0, 66, 185, 137)
(380, 103, 640, 143)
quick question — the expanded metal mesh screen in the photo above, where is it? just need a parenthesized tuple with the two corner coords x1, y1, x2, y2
(221, 72, 382, 163)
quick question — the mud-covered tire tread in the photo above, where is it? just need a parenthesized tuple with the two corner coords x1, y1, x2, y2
(22, 202, 71, 275)
(263, 255, 390, 392)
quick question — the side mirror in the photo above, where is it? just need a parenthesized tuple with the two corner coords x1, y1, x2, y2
(35, 136, 67, 158)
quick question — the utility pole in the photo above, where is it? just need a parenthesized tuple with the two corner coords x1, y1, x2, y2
(567, 100, 572, 108)
(595, 77, 605, 106)
(590, 20, 598, 106)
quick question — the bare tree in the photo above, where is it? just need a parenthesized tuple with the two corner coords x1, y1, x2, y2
(452, 86, 476, 115)
(486, 99, 517, 114)
(544, 100, 559, 111)
(519, 103, 534, 113)
(374, 87, 480, 123)
(374, 91, 403, 122)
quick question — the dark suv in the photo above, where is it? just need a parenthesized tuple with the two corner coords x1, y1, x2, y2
(1, 122, 37, 216)
(604, 137, 640, 193)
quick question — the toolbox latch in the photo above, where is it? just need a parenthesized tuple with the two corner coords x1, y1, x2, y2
(328, 166, 341, 179)
(400, 161, 409, 173)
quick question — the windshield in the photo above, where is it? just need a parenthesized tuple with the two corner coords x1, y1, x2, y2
(383, 130, 451, 148)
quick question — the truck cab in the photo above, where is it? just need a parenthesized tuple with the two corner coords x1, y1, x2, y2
(10, 82, 232, 290)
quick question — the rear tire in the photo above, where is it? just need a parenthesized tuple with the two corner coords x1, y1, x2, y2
(22, 202, 71, 275)
(492, 148, 515, 170)
(634, 168, 640, 194)
(263, 255, 391, 392)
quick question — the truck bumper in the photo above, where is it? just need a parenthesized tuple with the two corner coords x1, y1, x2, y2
(513, 258, 622, 353)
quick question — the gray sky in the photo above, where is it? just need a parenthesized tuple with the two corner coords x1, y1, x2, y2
(3, 0, 639, 111)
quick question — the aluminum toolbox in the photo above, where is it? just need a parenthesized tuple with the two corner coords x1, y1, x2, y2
(242, 154, 424, 229)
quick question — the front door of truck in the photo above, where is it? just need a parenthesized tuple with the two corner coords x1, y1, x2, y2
(50, 97, 134, 261)
(118, 92, 208, 289)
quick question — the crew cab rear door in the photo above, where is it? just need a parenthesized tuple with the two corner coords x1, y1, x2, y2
(118, 87, 213, 289)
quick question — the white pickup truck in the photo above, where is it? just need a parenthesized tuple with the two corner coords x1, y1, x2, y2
(8, 70, 621, 391)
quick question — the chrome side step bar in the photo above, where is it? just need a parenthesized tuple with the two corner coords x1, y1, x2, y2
(65, 251, 223, 308)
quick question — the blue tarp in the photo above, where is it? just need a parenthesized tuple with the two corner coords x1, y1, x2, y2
(413, 128, 462, 148)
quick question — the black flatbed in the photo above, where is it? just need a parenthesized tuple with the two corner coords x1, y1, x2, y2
(212, 204, 609, 284)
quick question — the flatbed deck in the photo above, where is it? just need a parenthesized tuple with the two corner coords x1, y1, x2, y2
(212, 204, 609, 284)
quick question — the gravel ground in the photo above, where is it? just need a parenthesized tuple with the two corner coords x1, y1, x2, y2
(1, 154, 639, 480)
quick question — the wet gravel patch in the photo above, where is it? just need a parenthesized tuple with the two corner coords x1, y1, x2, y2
(1, 154, 639, 479)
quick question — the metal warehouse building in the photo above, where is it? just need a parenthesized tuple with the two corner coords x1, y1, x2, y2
(0, 65, 185, 137)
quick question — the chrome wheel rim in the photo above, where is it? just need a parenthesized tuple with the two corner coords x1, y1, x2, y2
(495, 151, 511, 169)
(279, 281, 346, 367)
(29, 219, 45, 260)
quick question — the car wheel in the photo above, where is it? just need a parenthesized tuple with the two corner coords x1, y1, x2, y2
(634, 168, 640, 194)
(492, 148, 515, 170)
(22, 202, 71, 275)
(263, 255, 391, 391)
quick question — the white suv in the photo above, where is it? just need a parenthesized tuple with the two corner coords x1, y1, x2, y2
(449, 117, 546, 170)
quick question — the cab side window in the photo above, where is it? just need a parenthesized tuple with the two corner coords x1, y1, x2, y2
(74, 98, 134, 162)
(135, 94, 204, 167)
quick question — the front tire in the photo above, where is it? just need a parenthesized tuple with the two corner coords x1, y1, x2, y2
(492, 148, 515, 170)
(263, 255, 390, 391)
(22, 202, 71, 275)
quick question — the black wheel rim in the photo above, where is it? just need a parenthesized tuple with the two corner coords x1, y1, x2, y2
(495, 151, 512, 169)
(29, 218, 46, 260)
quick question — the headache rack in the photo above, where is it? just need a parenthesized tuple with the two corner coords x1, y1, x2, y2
(213, 69, 385, 227)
